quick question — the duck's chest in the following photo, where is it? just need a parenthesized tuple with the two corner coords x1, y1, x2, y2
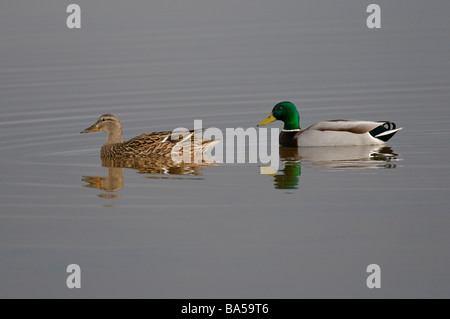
(279, 130, 301, 147)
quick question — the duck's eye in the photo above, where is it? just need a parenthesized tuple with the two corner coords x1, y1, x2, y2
(101, 119, 106, 122)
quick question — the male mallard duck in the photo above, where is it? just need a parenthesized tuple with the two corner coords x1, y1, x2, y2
(258, 101, 402, 147)
(81, 114, 219, 158)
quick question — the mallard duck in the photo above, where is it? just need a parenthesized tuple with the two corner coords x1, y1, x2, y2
(81, 114, 219, 158)
(258, 101, 402, 147)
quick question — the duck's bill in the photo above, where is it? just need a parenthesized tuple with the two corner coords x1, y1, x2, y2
(81, 124, 99, 134)
(258, 113, 276, 127)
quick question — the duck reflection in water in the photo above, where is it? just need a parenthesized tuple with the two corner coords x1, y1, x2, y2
(262, 146, 400, 190)
(82, 156, 216, 194)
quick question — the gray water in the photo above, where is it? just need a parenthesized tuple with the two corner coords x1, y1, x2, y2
(1, 0, 449, 298)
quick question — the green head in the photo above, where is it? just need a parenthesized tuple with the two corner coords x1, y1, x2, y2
(258, 101, 300, 130)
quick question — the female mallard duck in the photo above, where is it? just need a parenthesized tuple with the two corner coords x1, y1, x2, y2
(81, 114, 219, 158)
(258, 101, 402, 147)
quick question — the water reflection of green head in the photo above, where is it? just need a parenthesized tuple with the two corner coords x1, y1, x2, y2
(273, 161, 301, 189)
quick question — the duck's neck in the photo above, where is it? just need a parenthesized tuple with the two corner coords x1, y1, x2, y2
(105, 129, 123, 145)
(283, 115, 300, 131)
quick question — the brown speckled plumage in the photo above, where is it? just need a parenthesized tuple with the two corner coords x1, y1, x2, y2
(99, 130, 212, 159)
(82, 114, 219, 159)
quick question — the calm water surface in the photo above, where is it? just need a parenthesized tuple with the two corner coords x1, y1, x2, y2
(0, 1, 449, 298)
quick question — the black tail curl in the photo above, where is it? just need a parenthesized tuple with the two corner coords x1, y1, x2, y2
(380, 121, 397, 131)
(369, 121, 400, 142)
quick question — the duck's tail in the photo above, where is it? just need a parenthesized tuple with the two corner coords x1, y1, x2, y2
(370, 122, 403, 142)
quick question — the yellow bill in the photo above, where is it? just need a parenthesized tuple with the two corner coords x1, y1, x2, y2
(258, 113, 277, 127)
(81, 124, 100, 134)
(260, 166, 278, 176)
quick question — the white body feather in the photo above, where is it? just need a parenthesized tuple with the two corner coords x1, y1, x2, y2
(295, 120, 402, 147)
